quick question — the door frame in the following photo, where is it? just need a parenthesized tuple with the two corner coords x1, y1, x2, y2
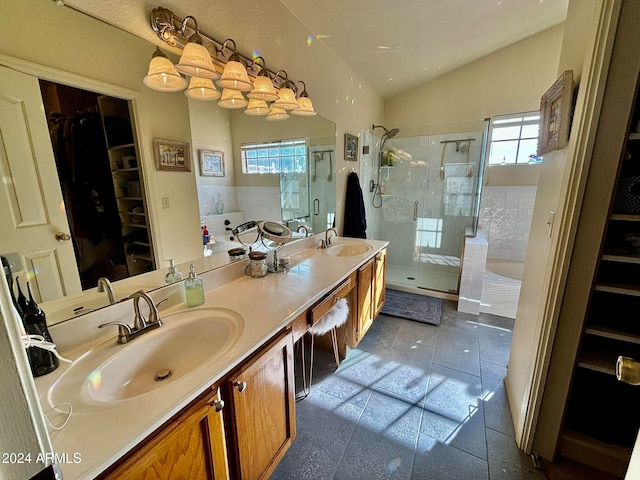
(0, 53, 160, 291)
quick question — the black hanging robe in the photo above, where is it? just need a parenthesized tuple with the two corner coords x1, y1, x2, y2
(343, 172, 367, 239)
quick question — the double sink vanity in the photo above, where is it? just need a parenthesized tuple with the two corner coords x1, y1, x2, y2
(35, 233, 388, 479)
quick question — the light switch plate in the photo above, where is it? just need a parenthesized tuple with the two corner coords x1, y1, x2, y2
(162, 197, 170, 209)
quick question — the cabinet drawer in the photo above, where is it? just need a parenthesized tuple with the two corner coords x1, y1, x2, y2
(309, 276, 353, 326)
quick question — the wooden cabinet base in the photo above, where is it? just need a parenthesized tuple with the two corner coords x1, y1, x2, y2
(99, 387, 229, 480)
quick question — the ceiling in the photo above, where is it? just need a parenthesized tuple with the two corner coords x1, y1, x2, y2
(63, 0, 569, 99)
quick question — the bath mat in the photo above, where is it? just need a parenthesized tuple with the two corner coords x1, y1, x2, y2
(381, 289, 442, 326)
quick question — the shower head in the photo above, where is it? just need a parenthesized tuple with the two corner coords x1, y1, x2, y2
(384, 128, 400, 140)
(372, 124, 400, 150)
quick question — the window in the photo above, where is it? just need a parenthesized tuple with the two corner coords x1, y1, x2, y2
(487, 112, 541, 165)
(241, 139, 308, 174)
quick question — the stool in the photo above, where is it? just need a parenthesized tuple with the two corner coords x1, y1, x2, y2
(298, 298, 349, 400)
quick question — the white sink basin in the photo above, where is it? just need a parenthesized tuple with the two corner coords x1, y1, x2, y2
(47, 307, 243, 411)
(327, 242, 372, 257)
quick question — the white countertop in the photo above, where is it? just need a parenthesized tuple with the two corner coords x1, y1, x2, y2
(34, 235, 387, 479)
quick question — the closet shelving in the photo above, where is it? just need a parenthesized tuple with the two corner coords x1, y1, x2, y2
(562, 128, 640, 470)
(97, 96, 156, 276)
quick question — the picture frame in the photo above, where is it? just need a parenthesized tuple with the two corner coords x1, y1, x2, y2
(344, 133, 358, 161)
(538, 70, 573, 156)
(199, 150, 225, 177)
(153, 138, 191, 172)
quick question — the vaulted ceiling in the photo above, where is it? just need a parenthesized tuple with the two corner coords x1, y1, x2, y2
(62, 0, 568, 99)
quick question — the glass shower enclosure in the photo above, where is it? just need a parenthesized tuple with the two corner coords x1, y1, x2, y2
(368, 122, 487, 294)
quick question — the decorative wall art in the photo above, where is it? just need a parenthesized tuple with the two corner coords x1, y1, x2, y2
(154, 138, 191, 172)
(344, 133, 358, 161)
(199, 150, 225, 177)
(538, 70, 574, 156)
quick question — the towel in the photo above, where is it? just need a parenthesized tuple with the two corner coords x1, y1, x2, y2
(343, 172, 367, 238)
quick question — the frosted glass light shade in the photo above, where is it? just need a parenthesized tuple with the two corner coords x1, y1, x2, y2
(291, 95, 317, 116)
(175, 42, 219, 79)
(244, 99, 269, 116)
(218, 88, 248, 109)
(184, 77, 221, 101)
(217, 60, 253, 92)
(273, 87, 300, 110)
(247, 75, 279, 102)
(266, 105, 290, 121)
(143, 55, 187, 92)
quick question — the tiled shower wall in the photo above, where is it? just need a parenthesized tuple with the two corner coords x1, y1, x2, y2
(478, 185, 536, 262)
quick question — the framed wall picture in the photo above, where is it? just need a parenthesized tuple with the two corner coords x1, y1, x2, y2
(153, 138, 191, 172)
(538, 70, 574, 156)
(344, 133, 358, 161)
(199, 150, 225, 177)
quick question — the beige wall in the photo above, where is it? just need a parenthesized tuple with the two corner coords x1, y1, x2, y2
(384, 24, 565, 130)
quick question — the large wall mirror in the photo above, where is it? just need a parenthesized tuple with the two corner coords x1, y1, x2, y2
(0, 10, 336, 326)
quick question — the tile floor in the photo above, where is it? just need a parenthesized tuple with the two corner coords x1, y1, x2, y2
(271, 300, 546, 480)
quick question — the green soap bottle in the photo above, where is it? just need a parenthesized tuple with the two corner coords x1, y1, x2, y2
(185, 264, 205, 307)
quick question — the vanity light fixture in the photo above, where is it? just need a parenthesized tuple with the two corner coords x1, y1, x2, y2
(143, 47, 188, 92)
(184, 77, 221, 101)
(273, 71, 300, 111)
(266, 105, 290, 121)
(248, 58, 279, 102)
(217, 39, 253, 92)
(149, 7, 317, 120)
(218, 88, 248, 109)
(245, 98, 270, 116)
(291, 81, 317, 116)
(174, 16, 219, 79)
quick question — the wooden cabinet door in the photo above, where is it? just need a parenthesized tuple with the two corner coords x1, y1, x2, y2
(357, 258, 375, 343)
(373, 249, 387, 318)
(227, 331, 296, 480)
(101, 386, 229, 480)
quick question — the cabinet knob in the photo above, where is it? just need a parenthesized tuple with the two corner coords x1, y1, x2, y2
(333, 296, 339, 303)
(210, 399, 225, 412)
(233, 381, 247, 393)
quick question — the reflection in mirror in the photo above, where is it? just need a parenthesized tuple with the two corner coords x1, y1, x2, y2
(0, 55, 335, 330)
(0, 7, 335, 327)
(195, 109, 336, 255)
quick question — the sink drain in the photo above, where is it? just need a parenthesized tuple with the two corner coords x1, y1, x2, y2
(155, 369, 172, 381)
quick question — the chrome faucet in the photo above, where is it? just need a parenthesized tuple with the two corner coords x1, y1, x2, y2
(97, 277, 115, 305)
(98, 290, 162, 344)
(325, 228, 338, 247)
(297, 225, 311, 237)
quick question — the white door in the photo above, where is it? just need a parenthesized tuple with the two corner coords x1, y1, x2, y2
(0, 65, 81, 302)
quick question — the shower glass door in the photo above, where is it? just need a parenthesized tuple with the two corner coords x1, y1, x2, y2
(375, 123, 486, 294)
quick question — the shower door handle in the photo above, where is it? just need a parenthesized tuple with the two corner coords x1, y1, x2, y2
(314, 198, 320, 215)
(413, 201, 418, 221)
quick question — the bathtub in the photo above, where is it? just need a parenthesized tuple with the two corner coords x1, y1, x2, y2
(480, 258, 524, 319)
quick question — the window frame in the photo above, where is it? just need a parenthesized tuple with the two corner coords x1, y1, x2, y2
(240, 138, 309, 174)
(486, 111, 541, 165)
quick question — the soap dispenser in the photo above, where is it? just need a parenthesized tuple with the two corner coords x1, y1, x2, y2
(185, 264, 205, 307)
(164, 259, 183, 284)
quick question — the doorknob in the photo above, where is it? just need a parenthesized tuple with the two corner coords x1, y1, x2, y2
(55, 232, 71, 242)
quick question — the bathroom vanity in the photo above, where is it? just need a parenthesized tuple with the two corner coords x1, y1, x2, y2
(34, 235, 387, 479)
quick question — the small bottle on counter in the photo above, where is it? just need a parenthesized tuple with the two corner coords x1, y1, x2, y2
(185, 264, 205, 307)
(164, 259, 183, 284)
